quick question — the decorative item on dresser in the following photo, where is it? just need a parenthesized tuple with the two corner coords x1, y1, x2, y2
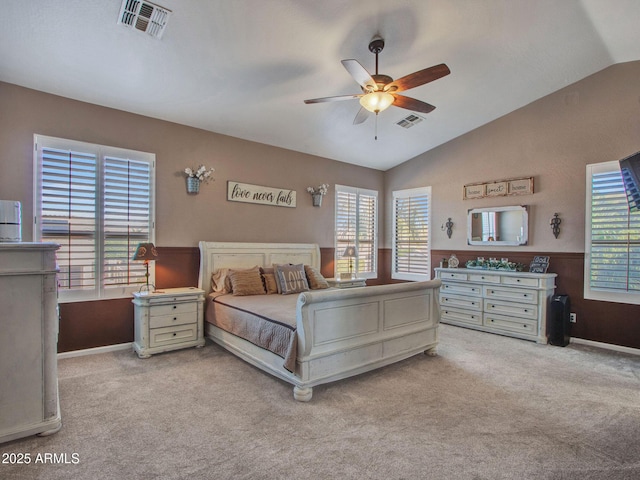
(0, 242, 61, 443)
(340, 245, 358, 279)
(435, 267, 557, 344)
(132, 287, 206, 358)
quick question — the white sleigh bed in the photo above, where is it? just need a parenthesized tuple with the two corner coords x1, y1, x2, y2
(198, 241, 441, 401)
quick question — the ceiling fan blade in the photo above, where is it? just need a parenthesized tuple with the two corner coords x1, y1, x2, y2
(392, 95, 436, 114)
(341, 59, 376, 91)
(385, 64, 450, 92)
(304, 93, 362, 104)
(352, 107, 370, 125)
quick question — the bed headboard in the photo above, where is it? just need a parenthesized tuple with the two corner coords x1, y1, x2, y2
(198, 241, 321, 292)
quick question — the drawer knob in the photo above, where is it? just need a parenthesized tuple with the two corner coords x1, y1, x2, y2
(516, 279, 521, 282)
(172, 332, 177, 337)
(173, 305, 177, 309)
(173, 317, 177, 321)
(524, 309, 528, 313)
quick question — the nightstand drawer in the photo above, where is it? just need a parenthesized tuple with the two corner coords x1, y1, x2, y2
(149, 311, 197, 329)
(149, 325, 198, 348)
(150, 302, 197, 317)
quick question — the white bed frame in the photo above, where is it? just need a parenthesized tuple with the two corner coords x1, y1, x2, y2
(198, 241, 441, 401)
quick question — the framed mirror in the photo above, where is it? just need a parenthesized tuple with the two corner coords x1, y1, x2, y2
(467, 206, 528, 246)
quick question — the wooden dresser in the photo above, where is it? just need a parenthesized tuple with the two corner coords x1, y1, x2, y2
(0, 242, 61, 443)
(435, 267, 557, 344)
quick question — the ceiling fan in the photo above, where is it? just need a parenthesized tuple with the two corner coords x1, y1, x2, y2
(304, 36, 450, 126)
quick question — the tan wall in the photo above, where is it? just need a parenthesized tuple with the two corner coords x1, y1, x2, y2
(0, 81, 383, 248)
(384, 61, 640, 252)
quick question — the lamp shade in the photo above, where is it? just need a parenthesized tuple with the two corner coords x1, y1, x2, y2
(359, 91, 394, 113)
(342, 246, 358, 258)
(132, 243, 158, 262)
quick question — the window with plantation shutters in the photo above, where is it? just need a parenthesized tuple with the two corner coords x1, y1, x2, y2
(392, 187, 431, 281)
(34, 135, 155, 302)
(585, 161, 640, 305)
(335, 185, 378, 279)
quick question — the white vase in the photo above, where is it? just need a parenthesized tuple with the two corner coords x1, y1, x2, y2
(187, 177, 200, 194)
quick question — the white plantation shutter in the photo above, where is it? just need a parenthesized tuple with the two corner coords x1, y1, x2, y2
(40, 147, 97, 291)
(103, 157, 152, 288)
(585, 162, 640, 304)
(393, 187, 431, 281)
(335, 185, 378, 278)
(35, 135, 155, 302)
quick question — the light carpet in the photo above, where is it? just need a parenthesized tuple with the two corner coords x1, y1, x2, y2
(1, 324, 639, 479)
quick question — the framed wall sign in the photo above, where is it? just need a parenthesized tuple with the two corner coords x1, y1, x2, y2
(227, 181, 296, 208)
(463, 177, 534, 200)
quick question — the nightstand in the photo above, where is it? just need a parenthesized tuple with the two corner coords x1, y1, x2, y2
(326, 277, 367, 288)
(132, 287, 206, 358)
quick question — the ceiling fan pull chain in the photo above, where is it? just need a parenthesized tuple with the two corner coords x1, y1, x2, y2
(375, 113, 378, 140)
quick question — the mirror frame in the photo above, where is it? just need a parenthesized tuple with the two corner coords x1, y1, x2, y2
(467, 205, 529, 246)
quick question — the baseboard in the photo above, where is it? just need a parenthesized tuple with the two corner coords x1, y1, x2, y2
(57, 343, 132, 359)
(571, 337, 640, 356)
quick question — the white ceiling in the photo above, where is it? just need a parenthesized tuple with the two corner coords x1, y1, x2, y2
(2, 0, 639, 171)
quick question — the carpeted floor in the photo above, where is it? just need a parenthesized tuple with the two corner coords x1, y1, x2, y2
(1, 324, 639, 479)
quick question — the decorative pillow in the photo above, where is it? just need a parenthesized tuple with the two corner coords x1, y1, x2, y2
(274, 263, 309, 295)
(305, 265, 329, 289)
(260, 267, 279, 294)
(228, 266, 266, 296)
(211, 268, 232, 293)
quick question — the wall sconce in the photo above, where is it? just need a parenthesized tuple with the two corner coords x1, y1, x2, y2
(441, 218, 454, 239)
(550, 213, 561, 238)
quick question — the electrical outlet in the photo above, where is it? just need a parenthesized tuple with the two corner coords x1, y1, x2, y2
(570, 313, 577, 323)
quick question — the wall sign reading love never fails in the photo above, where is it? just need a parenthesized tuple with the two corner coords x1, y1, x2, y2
(227, 181, 296, 208)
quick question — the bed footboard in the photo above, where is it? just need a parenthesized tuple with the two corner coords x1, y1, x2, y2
(293, 280, 441, 401)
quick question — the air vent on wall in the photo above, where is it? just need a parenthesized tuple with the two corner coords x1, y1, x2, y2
(118, 0, 171, 39)
(396, 114, 425, 129)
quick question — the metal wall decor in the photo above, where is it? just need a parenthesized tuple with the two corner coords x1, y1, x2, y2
(550, 213, 561, 238)
(445, 218, 454, 238)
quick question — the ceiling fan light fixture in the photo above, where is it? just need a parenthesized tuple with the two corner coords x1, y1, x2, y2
(359, 91, 394, 113)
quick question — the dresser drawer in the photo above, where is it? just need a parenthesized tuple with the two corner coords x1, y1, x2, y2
(439, 271, 468, 281)
(146, 293, 201, 305)
(483, 285, 538, 304)
(484, 299, 537, 319)
(149, 311, 197, 329)
(468, 273, 501, 283)
(501, 276, 538, 287)
(149, 324, 198, 348)
(484, 313, 537, 336)
(149, 302, 197, 318)
(441, 306, 483, 326)
(441, 282, 482, 297)
(440, 294, 483, 311)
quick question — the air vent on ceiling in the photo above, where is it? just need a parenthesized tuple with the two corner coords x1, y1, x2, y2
(396, 114, 425, 129)
(118, 0, 171, 39)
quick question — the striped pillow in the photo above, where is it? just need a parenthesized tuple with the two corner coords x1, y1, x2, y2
(228, 266, 266, 296)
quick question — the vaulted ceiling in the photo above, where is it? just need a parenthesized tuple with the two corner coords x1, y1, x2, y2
(2, 0, 639, 170)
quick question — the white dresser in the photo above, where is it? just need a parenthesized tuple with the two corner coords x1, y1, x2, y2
(434, 268, 557, 344)
(0, 242, 61, 443)
(132, 287, 206, 358)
